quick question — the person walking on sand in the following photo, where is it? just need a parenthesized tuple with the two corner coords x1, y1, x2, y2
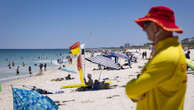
(185, 50, 190, 59)
(125, 6, 186, 110)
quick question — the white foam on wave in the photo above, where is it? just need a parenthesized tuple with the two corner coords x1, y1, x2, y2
(52, 60, 60, 66)
(33, 60, 52, 63)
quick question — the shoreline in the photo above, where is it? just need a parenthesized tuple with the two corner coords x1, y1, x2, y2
(0, 66, 59, 83)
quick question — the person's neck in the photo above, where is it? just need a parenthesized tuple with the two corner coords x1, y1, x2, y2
(154, 31, 173, 44)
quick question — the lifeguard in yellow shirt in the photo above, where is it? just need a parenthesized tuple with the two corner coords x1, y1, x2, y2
(126, 6, 187, 110)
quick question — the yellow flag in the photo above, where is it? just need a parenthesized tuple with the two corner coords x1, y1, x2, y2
(70, 42, 80, 55)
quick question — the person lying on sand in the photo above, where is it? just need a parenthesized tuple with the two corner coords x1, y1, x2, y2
(76, 79, 115, 91)
(51, 74, 74, 81)
(93, 80, 110, 90)
(32, 86, 53, 94)
(65, 74, 73, 80)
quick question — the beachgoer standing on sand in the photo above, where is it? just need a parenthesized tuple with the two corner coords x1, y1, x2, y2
(125, 6, 186, 110)
(142, 51, 145, 59)
(185, 50, 190, 59)
(144, 51, 147, 59)
(128, 55, 133, 68)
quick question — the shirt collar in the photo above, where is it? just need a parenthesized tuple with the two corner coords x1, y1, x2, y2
(154, 36, 179, 52)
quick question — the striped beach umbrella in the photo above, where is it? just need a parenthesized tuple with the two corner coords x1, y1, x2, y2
(112, 52, 131, 60)
(85, 55, 120, 69)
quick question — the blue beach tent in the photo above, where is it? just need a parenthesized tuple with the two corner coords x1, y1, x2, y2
(12, 88, 58, 110)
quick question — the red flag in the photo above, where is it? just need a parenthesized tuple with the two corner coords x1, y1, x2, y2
(70, 42, 80, 55)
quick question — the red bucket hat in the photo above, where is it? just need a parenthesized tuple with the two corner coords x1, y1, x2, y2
(135, 6, 183, 33)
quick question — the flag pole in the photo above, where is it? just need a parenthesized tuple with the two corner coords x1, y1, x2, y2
(81, 44, 86, 78)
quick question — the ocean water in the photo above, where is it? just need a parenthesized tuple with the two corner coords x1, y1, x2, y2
(0, 49, 70, 80)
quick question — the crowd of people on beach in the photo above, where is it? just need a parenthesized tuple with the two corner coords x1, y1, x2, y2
(10, 62, 47, 76)
(5, 58, 50, 77)
(4, 53, 73, 77)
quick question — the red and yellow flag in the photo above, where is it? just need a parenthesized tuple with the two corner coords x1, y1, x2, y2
(70, 41, 80, 55)
(77, 55, 84, 84)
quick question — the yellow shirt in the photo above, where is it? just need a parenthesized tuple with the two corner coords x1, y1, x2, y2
(126, 37, 187, 110)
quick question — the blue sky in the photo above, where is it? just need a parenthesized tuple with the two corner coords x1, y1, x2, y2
(0, 0, 194, 49)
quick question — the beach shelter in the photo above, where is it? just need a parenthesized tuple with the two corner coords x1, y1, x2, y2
(85, 55, 120, 70)
(85, 55, 120, 81)
(104, 54, 118, 63)
(12, 88, 58, 110)
(112, 52, 131, 60)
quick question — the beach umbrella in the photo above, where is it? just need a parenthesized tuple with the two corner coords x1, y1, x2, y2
(85, 55, 120, 69)
(12, 88, 58, 110)
(112, 52, 131, 60)
(104, 54, 118, 63)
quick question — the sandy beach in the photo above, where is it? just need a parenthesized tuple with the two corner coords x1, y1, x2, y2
(0, 49, 194, 110)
